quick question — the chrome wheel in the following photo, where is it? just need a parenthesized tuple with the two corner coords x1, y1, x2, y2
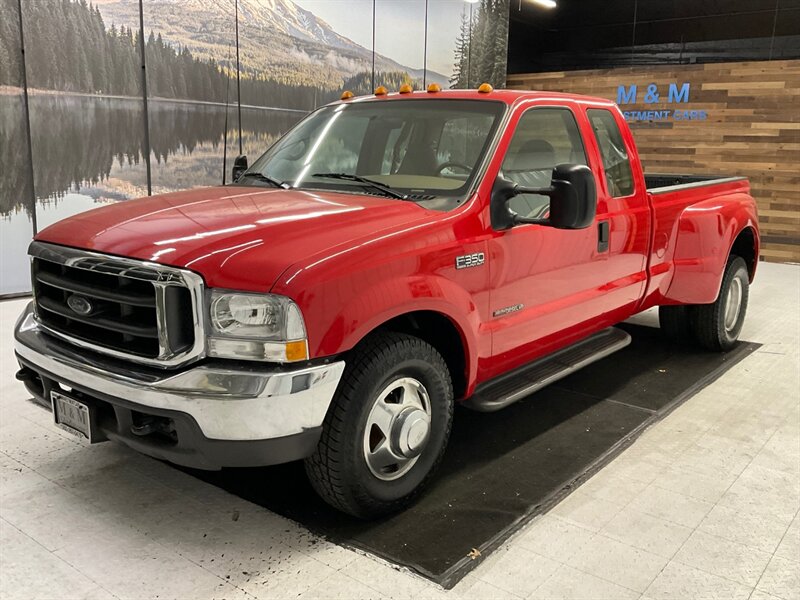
(363, 377, 432, 481)
(724, 276, 743, 333)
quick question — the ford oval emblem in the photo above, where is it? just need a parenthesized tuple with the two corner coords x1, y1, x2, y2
(67, 295, 94, 316)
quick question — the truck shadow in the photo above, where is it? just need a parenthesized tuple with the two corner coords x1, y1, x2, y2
(181, 324, 759, 587)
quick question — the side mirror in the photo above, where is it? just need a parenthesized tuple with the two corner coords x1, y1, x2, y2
(232, 155, 248, 182)
(491, 164, 597, 231)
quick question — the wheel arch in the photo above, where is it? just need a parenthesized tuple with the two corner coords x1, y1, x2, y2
(730, 225, 758, 281)
(368, 310, 469, 400)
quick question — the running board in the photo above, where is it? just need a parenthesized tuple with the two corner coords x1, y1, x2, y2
(464, 327, 632, 412)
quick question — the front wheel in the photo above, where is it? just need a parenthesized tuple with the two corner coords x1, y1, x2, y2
(304, 332, 454, 518)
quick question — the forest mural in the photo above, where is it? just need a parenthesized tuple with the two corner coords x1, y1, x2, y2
(0, 0, 510, 295)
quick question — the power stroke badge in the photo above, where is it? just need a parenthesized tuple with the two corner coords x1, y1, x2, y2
(493, 304, 524, 317)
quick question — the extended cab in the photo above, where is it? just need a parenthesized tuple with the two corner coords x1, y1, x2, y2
(14, 87, 759, 518)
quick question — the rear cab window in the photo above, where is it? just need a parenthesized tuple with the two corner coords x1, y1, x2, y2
(587, 109, 635, 197)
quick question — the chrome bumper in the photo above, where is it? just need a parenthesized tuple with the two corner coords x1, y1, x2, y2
(14, 303, 345, 442)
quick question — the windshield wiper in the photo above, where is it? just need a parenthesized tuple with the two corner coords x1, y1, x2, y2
(312, 173, 408, 200)
(239, 171, 290, 189)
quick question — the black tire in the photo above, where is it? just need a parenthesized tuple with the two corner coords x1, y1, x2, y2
(689, 255, 750, 351)
(659, 305, 693, 344)
(304, 332, 454, 519)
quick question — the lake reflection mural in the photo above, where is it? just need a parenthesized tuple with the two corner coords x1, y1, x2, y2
(0, 0, 509, 294)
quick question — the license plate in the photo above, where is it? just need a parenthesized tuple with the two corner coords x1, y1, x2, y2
(51, 391, 92, 441)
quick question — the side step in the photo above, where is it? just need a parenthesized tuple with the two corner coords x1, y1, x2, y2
(464, 327, 632, 412)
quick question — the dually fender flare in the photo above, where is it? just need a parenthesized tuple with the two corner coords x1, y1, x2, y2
(663, 195, 758, 305)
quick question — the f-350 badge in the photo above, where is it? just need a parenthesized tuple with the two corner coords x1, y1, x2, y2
(455, 252, 485, 270)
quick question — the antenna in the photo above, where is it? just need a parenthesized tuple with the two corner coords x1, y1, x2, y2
(221, 48, 232, 185)
(138, 0, 152, 196)
(371, 0, 376, 90)
(423, 0, 428, 88)
(235, 0, 243, 155)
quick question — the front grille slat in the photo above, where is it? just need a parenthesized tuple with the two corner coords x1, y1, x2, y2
(36, 296, 159, 339)
(35, 271, 157, 308)
(29, 243, 204, 367)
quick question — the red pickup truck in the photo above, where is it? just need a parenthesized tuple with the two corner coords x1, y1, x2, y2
(15, 87, 759, 518)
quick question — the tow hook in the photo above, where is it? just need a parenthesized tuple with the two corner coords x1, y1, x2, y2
(15, 367, 37, 383)
(130, 414, 176, 440)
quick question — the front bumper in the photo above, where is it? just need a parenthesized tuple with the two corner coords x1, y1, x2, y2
(14, 303, 345, 469)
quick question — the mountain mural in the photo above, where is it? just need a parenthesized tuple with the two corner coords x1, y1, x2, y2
(92, 0, 449, 88)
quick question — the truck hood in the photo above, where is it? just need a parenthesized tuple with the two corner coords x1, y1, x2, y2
(36, 186, 430, 291)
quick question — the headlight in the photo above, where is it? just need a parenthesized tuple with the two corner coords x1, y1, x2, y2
(207, 291, 308, 362)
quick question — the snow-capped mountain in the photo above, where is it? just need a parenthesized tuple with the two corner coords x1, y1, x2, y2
(236, 0, 352, 50)
(93, 0, 448, 88)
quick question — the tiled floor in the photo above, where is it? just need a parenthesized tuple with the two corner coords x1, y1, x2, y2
(1, 262, 798, 600)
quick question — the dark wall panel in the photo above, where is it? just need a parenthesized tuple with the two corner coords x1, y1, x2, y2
(508, 0, 800, 73)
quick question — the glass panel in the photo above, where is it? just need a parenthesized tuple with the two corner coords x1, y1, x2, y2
(0, 0, 36, 295)
(502, 108, 587, 218)
(22, 0, 148, 249)
(374, 0, 426, 91)
(442, 0, 509, 88)
(587, 108, 635, 197)
(248, 99, 505, 198)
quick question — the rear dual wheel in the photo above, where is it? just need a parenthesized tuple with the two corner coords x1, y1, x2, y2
(659, 255, 749, 351)
(304, 332, 453, 519)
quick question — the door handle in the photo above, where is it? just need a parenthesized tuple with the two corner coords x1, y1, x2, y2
(597, 221, 609, 253)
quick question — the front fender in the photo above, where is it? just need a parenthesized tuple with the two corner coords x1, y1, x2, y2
(663, 193, 758, 305)
(314, 274, 480, 388)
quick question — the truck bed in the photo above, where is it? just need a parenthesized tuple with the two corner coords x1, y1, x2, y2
(646, 173, 746, 194)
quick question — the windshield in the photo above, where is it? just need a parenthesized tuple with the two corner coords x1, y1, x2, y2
(245, 99, 505, 201)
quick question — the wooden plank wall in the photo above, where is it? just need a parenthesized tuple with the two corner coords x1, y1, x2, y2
(507, 60, 800, 263)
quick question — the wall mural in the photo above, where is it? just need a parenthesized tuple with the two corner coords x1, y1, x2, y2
(0, 0, 510, 295)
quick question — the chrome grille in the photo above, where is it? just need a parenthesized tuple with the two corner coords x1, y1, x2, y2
(29, 242, 205, 368)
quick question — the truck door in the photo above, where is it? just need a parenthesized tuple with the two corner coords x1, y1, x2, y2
(487, 106, 612, 377)
(584, 108, 649, 316)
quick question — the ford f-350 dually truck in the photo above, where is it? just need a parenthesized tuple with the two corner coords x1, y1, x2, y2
(14, 86, 759, 518)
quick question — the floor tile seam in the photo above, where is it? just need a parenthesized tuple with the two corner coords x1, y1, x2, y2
(1, 515, 122, 599)
(669, 528, 777, 589)
(517, 531, 659, 598)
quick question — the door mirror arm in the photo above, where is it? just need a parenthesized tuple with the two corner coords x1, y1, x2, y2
(510, 185, 554, 226)
(490, 178, 554, 230)
(490, 164, 597, 231)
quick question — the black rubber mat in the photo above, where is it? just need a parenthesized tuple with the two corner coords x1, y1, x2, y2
(184, 324, 759, 588)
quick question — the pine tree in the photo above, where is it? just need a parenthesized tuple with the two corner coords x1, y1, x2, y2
(451, 10, 471, 89)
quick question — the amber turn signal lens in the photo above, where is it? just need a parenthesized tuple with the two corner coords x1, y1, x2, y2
(284, 340, 308, 362)
(341, 90, 354, 100)
(398, 83, 413, 94)
(374, 85, 388, 96)
(478, 82, 494, 93)
(427, 83, 442, 93)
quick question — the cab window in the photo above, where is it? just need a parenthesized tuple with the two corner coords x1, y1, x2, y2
(587, 109, 634, 197)
(502, 108, 587, 219)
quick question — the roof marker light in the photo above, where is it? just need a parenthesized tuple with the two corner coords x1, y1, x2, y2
(341, 90, 354, 100)
(374, 86, 388, 96)
(398, 83, 413, 94)
(478, 82, 494, 93)
(427, 83, 441, 93)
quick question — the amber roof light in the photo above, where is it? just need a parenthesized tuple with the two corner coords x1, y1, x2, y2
(341, 90, 354, 100)
(398, 83, 413, 94)
(374, 86, 388, 96)
(427, 83, 441, 93)
(478, 83, 494, 93)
